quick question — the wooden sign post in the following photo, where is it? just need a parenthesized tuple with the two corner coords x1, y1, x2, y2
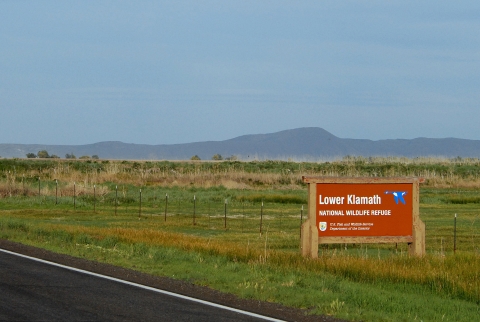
(301, 177, 425, 258)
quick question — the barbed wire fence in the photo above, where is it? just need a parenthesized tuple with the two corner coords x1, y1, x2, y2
(1, 178, 479, 254)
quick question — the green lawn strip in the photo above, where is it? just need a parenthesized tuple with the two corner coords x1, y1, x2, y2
(0, 225, 478, 322)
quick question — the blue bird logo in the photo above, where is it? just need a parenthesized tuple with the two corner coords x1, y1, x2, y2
(385, 191, 407, 205)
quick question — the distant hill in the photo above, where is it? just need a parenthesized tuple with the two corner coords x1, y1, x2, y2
(1, 127, 480, 160)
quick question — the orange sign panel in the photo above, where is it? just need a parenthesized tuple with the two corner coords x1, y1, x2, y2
(316, 183, 413, 237)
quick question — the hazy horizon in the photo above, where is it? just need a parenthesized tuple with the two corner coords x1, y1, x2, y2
(2, 126, 480, 146)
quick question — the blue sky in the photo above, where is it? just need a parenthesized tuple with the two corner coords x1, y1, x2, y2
(1, 1, 479, 145)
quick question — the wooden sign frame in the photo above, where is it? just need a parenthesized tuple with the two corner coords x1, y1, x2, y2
(301, 176, 425, 258)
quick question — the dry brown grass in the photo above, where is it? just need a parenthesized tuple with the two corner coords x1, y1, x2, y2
(42, 222, 480, 303)
(4, 158, 480, 191)
(0, 182, 35, 197)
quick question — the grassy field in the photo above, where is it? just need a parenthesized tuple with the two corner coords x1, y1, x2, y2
(0, 158, 479, 321)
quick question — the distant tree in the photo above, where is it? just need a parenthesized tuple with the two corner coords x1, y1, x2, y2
(65, 153, 76, 159)
(225, 155, 238, 161)
(190, 155, 201, 161)
(50, 155, 60, 159)
(26, 153, 37, 158)
(212, 154, 223, 161)
(79, 155, 91, 159)
(37, 150, 50, 158)
(92, 155, 99, 160)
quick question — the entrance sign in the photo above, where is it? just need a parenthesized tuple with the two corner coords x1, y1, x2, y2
(301, 177, 425, 258)
(316, 183, 412, 237)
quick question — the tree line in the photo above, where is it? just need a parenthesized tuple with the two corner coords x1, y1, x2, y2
(190, 154, 238, 161)
(26, 150, 99, 160)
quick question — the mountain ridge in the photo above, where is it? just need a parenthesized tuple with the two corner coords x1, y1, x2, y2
(1, 127, 480, 160)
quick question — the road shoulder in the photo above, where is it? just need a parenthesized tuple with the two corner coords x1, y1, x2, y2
(0, 239, 344, 322)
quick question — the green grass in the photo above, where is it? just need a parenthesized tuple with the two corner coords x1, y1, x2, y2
(0, 183, 479, 321)
(0, 220, 478, 321)
(235, 193, 306, 204)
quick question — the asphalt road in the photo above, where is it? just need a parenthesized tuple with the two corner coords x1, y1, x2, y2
(0, 250, 280, 322)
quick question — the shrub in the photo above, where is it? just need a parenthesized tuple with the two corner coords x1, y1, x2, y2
(37, 150, 50, 158)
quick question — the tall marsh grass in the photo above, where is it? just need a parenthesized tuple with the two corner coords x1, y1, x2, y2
(3, 157, 480, 190)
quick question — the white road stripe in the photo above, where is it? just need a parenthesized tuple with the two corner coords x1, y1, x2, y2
(0, 248, 285, 322)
